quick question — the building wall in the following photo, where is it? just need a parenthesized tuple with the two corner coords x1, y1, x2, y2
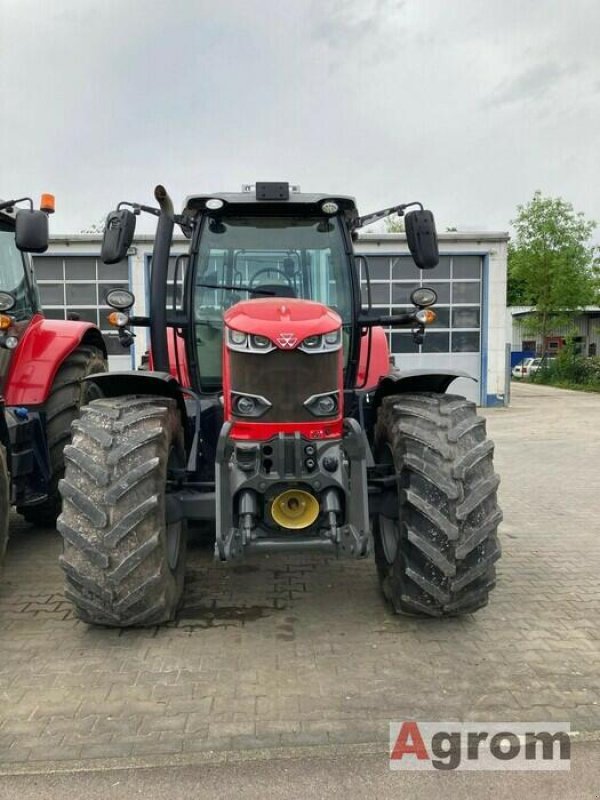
(508, 307, 600, 357)
(37, 231, 509, 405)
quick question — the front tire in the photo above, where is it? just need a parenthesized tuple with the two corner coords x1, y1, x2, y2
(18, 345, 106, 527)
(58, 395, 187, 627)
(373, 393, 502, 617)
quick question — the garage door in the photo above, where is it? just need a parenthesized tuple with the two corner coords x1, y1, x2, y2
(32, 254, 132, 371)
(360, 254, 482, 403)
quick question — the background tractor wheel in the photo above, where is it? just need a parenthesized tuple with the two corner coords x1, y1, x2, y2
(373, 393, 502, 617)
(0, 444, 9, 570)
(58, 395, 187, 627)
(18, 345, 106, 527)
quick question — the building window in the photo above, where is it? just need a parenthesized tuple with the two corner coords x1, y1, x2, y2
(360, 254, 482, 357)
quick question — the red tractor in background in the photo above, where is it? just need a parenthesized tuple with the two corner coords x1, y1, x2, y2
(58, 182, 501, 627)
(0, 194, 106, 573)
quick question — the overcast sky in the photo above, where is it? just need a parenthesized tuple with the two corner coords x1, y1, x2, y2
(1, 0, 599, 236)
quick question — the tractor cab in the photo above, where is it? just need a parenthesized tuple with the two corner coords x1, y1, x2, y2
(188, 196, 357, 393)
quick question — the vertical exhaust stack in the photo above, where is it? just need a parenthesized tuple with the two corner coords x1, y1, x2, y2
(150, 184, 174, 373)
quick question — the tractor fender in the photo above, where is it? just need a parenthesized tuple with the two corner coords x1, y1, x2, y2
(371, 369, 476, 416)
(83, 370, 189, 423)
(4, 316, 107, 407)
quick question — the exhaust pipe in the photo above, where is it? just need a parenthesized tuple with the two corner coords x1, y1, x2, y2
(149, 184, 174, 373)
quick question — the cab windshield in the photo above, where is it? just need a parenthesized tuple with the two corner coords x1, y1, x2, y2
(192, 215, 353, 390)
(0, 222, 36, 320)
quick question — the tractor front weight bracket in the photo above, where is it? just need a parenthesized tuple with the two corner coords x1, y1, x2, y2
(213, 420, 371, 561)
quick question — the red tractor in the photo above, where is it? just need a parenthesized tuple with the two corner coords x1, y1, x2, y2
(0, 194, 106, 575)
(58, 183, 501, 626)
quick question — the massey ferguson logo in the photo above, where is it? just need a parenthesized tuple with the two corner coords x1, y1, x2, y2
(277, 332, 298, 349)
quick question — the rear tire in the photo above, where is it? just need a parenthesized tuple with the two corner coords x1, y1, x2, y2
(0, 444, 9, 571)
(18, 345, 106, 527)
(58, 395, 187, 627)
(373, 393, 502, 617)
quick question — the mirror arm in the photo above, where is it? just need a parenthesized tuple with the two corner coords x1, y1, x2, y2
(127, 313, 186, 328)
(117, 201, 160, 218)
(352, 200, 423, 230)
(0, 197, 33, 212)
(358, 312, 417, 328)
(128, 315, 150, 327)
(113, 202, 193, 234)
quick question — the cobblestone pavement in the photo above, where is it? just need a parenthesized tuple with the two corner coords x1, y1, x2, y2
(1, 382, 599, 766)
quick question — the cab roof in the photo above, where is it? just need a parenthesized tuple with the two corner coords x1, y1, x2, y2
(183, 185, 359, 227)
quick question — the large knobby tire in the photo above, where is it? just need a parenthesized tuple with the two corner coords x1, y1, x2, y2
(373, 393, 502, 617)
(0, 444, 9, 571)
(18, 345, 106, 527)
(57, 395, 187, 627)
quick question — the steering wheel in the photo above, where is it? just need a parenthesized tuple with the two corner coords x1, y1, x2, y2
(249, 268, 294, 288)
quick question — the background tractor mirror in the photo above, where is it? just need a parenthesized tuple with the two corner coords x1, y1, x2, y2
(101, 209, 136, 264)
(405, 209, 439, 270)
(15, 210, 49, 253)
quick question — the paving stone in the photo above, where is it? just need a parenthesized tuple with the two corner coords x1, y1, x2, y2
(82, 742, 134, 760)
(0, 383, 598, 765)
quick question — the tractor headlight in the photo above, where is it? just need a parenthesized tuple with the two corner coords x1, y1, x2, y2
(105, 288, 135, 310)
(228, 329, 247, 347)
(231, 392, 272, 418)
(0, 291, 16, 312)
(410, 287, 437, 307)
(250, 334, 272, 350)
(304, 391, 339, 417)
(4, 335, 19, 350)
(227, 328, 275, 353)
(299, 329, 342, 353)
(227, 328, 249, 352)
(302, 334, 322, 350)
(236, 396, 256, 415)
(324, 329, 341, 347)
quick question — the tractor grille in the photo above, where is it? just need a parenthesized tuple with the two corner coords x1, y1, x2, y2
(229, 349, 339, 423)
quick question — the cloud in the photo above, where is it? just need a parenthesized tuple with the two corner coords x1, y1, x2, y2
(485, 60, 582, 109)
(309, 0, 407, 69)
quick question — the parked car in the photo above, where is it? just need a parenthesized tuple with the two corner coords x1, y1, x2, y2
(512, 357, 555, 378)
(512, 357, 535, 378)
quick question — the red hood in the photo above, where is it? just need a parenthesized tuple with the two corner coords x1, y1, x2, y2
(224, 298, 341, 348)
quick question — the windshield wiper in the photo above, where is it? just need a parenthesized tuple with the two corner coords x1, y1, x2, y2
(197, 283, 274, 296)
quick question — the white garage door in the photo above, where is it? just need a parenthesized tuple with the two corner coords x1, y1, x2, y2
(361, 254, 482, 403)
(33, 254, 132, 371)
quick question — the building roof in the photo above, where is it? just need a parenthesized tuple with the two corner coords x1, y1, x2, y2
(46, 230, 511, 246)
(509, 305, 600, 316)
(358, 231, 510, 243)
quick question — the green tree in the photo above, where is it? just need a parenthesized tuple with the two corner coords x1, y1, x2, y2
(507, 192, 599, 346)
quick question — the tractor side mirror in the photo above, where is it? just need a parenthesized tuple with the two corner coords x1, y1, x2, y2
(15, 210, 49, 253)
(405, 209, 439, 270)
(101, 209, 136, 264)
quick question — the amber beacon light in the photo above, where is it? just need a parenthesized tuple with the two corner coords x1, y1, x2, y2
(40, 194, 56, 214)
